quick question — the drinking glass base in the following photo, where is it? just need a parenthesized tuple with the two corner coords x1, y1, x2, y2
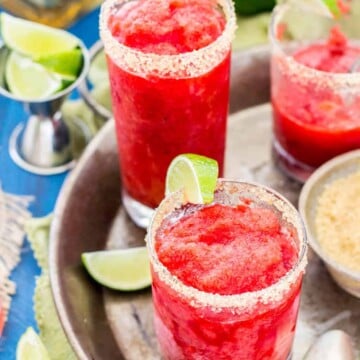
(272, 140, 315, 183)
(122, 190, 154, 229)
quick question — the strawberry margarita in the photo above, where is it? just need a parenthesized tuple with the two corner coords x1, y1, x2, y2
(100, 0, 236, 227)
(147, 180, 307, 360)
(270, 5, 360, 181)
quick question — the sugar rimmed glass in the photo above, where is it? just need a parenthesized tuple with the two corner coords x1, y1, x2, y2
(100, 0, 236, 228)
(147, 179, 307, 360)
(270, 3, 360, 182)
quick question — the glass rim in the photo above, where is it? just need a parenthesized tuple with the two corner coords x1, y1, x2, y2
(99, 0, 236, 78)
(147, 179, 308, 311)
(269, 3, 360, 85)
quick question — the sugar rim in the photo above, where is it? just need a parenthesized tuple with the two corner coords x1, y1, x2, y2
(99, 0, 236, 78)
(269, 4, 360, 88)
(147, 179, 308, 312)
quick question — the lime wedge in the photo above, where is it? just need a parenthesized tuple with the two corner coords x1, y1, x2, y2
(36, 49, 83, 79)
(16, 327, 50, 360)
(6, 51, 62, 99)
(322, 0, 348, 17)
(0, 13, 79, 58)
(82, 247, 151, 291)
(286, 0, 342, 18)
(165, 153, 219, 204)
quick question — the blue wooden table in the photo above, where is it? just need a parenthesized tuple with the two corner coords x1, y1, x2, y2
(0, 8, 100, 358)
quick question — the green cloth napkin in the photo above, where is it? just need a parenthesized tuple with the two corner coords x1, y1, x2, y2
(233, 13, 271, 50)
(26, 214, 77, 359)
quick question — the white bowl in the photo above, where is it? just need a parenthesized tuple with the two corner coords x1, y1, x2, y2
(299, 150, 360, 298)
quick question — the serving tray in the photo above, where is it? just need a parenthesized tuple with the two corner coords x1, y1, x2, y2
(49, 47, 360, 360)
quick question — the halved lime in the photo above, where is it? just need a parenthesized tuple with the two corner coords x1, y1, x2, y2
(165, 153, 218, 204)
(36, 49, 83, 79)
(0, 12, 79, 58)
(82, 247, 151, 291)
(5, 51, 62, 99)
(16, 327, 50, 360)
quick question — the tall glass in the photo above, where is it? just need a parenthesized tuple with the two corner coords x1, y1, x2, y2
(270, 3, 360, 182)
(147, 180, 307, 360)
(100, 0, 236, 228)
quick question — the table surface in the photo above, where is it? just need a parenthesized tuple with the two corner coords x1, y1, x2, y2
(0, 7, 100, 357)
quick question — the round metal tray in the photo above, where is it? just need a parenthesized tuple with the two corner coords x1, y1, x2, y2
(50, 47, 360, 360)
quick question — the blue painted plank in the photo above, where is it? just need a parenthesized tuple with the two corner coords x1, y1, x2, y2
(0, 7, 100, 357)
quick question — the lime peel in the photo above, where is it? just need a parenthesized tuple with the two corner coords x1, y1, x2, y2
(165, 153, 219, 204)
(36, 49, 83, 79)
(82, 247, 151, 291)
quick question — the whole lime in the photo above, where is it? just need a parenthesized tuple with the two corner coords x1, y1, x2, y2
(234, 0, 276, 15)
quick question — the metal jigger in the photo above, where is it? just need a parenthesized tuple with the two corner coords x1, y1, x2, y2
(0, 40, 90, 175)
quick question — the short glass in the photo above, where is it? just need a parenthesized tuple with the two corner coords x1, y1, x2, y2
(99, 0, 236, 228)
(147, 180, 307, 360)
(270, 3, 360, 182)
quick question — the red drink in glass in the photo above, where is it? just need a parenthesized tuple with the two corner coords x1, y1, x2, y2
(147, 180, 307, 360)
(100, 0, 236, 227)
(270, 4, 360, 182)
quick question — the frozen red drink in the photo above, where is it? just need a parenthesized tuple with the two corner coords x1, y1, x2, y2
(270, 4, 360, 181)
(147, 180, 307, 360)
(100, 0, 236, 227)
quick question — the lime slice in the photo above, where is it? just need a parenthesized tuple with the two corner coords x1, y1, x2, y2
(82, 247, 151, 291)
(286, 0, 342, 18)
(6, 51, 62, 100)
(165, 153, 218, 204)
(16, 327, 50, 360)
(36, 49, 83, 79)
(322, 0, 348, 17)
(0, 12, 79, 58)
